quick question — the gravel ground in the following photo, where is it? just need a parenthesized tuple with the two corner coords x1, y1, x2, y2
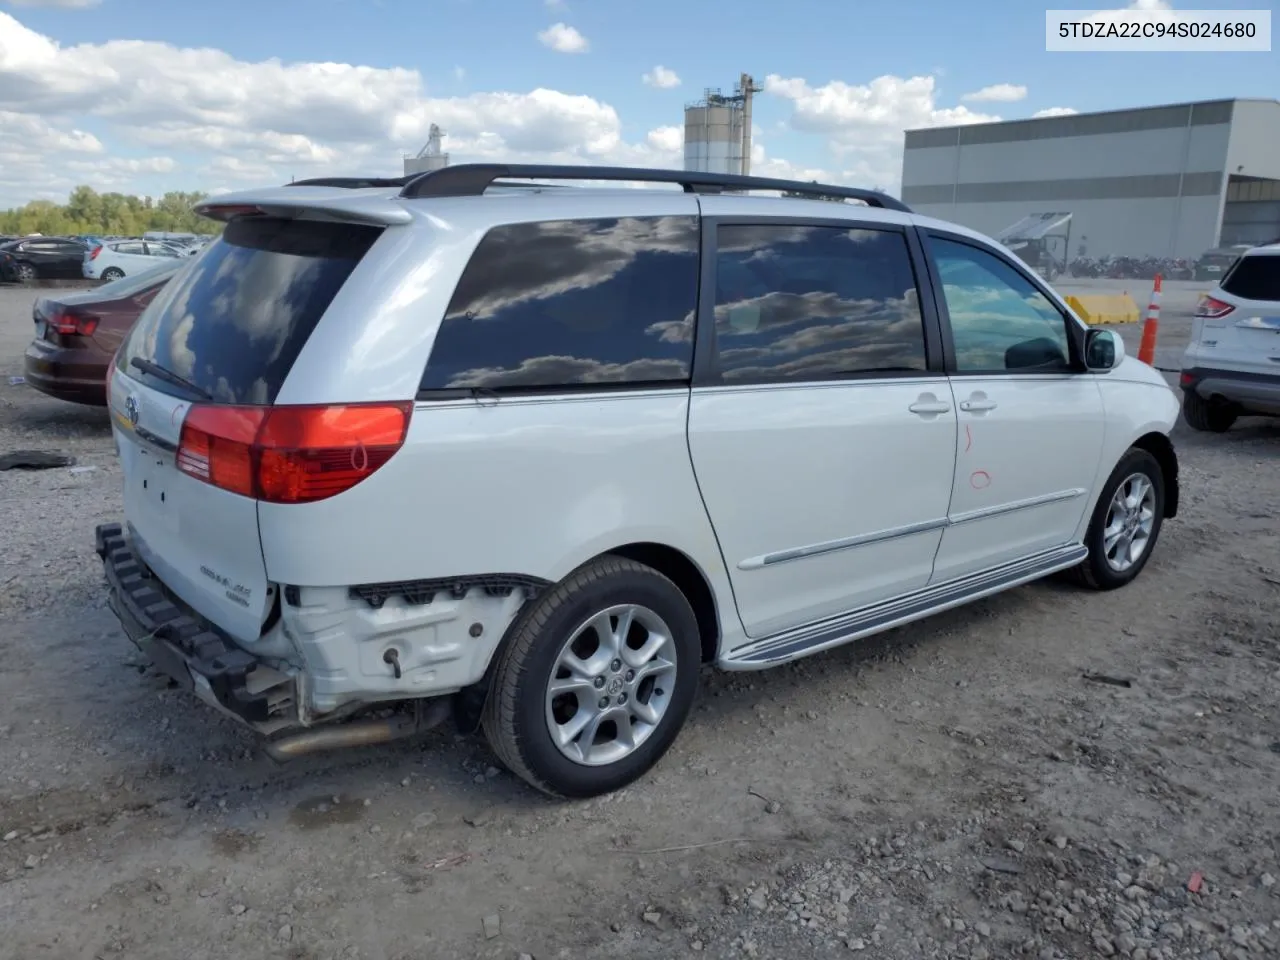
(1, 281, 1278, 960)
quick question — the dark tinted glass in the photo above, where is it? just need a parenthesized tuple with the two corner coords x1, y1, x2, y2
(420, 216, 699, 392)
(1221, 254, 1280, 302)
(120, 217, 381, 404)
(711, 224, 927, 382)
(930, 237, 1072, 372)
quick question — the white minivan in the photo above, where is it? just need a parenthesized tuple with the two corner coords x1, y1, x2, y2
(96, 164, 1182, 797)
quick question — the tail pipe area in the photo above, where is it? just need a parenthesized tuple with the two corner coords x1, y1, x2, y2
(264, 697, 452, 762)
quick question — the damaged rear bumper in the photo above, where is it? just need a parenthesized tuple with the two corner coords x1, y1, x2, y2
(94, 522, 297, 731)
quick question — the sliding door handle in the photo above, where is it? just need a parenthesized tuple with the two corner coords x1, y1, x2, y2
(908, 400, 952, 415)
(960, 399, 998, 412)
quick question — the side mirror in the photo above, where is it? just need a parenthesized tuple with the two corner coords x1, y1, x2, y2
(1085, 327, 1124, 371)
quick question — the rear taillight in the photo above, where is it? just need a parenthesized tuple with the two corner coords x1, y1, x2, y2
(1179, 372, 1196, 388)
(89, 245, 102, 260)
(1196, 296, 1235, 319)
(176, 402, 413, 504)
(49, 310, 98, 336)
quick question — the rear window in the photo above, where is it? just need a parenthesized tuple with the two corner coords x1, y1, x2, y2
(120, 217, 381, 404)
(1221, 254, 1280, 302)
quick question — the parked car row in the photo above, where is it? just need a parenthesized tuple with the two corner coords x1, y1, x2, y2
(0, 232, 211, 282)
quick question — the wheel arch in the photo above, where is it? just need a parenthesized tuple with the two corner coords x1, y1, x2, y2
(1131, 431, 1179, 518)
(604, 542, 721, 665)
(453, 540, 723, 735)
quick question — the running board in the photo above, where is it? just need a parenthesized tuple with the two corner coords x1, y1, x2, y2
(720, 544, 1089, 670)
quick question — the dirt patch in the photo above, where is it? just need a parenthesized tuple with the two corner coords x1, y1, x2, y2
(0, 284, 1277, 959)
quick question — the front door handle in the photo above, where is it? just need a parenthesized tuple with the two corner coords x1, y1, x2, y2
(960, 399, 998, 412)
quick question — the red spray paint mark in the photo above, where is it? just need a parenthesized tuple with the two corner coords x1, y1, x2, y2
(1187, 871, 1203, 894)
(969, 470, 991, 490)
(964, 424, 973, 453)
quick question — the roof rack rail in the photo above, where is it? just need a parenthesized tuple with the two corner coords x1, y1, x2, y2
(396, 163, 912, 212)
(286, 176, 411, 189)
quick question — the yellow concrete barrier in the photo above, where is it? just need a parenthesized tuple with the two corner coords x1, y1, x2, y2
(1065, 293, 1141, 325)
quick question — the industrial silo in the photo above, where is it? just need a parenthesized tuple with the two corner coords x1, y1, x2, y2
(683, 74, 760, 176)
(404, 125, 450, 177)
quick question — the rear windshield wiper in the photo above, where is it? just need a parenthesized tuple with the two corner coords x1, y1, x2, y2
(129, 356, 213, 400)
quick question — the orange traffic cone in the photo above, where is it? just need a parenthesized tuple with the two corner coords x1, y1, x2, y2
(1137, 273, 1161, 365)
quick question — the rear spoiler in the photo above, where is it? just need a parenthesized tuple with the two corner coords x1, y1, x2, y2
(193, 188, 413, 227)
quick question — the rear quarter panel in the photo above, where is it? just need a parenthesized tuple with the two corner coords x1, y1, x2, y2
(255, 390, 741, 641)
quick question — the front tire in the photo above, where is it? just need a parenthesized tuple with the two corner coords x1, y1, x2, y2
(1071, 448, 1165, 590)
(482, 556, 701, 798)
(1182, 390, 1237, 433)
(14, 262, 36, 282)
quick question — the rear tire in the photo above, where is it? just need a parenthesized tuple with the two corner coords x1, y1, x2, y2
(482, 556, 701, 798)
(14, 262, 36, 282)
(1182, 390, 1237, 433)
(1070, 448, 1165, 591)
(101, 267, 125, 281)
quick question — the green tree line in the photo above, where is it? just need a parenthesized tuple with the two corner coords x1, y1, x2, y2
(0, 186, 221, 238)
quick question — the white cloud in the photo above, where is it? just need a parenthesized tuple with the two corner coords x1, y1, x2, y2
(645, 125, 682, 154)
(537, 22, 588, 54)
(453, 65, 465, 82)
(642, 65, 681, 89)
(0, 11, 688, 207)
(1033, 106, 1078, 118)
(961, 83, 1027, 103)
(1093, 0, 1176, 23)
(765, 73, 1000, 192)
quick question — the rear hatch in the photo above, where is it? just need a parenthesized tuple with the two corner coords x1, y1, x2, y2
(1196, 253, 1280, 377)
(108, 215, 386, 643)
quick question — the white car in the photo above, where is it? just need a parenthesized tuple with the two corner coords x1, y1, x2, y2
(1180, 243, 1280, 432)
(84, 238, 184, 281)
(95, 164, 1182, 797)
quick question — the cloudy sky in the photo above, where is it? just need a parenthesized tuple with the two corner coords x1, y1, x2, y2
(0, 0, 1272, 207)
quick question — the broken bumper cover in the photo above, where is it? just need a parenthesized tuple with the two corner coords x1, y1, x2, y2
(94, 522, 284, 726)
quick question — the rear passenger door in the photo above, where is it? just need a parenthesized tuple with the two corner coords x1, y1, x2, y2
(686, 210, 957, 641)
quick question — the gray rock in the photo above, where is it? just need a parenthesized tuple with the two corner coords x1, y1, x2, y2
(483, 914, 501, 939)
(1093, 932, 1116, 955)
(747, 888, 768, 911)
(642, 911, 662, 926)
(230, 904, 247, 916)
(277, 924, 293, 942)
(23, 854, 38, 869)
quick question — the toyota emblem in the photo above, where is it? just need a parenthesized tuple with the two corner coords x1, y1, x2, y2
(124, 394, 140, 427)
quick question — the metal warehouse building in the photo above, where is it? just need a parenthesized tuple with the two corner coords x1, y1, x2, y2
(900, 98, 1280, 260)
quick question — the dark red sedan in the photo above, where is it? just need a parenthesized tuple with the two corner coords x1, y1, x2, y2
(22, 260, 182, 406)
